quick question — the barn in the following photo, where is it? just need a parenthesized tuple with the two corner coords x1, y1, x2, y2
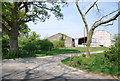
(91, 30, 112, 47)
(47, 33, 75, 47)
(75, 30, 112, 47)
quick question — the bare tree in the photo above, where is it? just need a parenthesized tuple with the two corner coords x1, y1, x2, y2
(75, 0, 120, 58)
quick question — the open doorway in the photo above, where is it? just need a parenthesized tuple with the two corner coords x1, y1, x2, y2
(78, 37, 87, 45)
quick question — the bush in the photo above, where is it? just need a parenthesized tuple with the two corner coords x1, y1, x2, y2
(3, 49, 29, 59)
(36, 39, 53, 51)
(18, 36, 30, 49)
(3, 32, 54, 59)
(2, 35, 10, 56)
(15, 49, 29, 57)
(82, 54, 86, 57)
(104, 35, 120, 66)
(23, 41, 38, 54)
(52, 40, 65, 48)
(21, 39, 53, 53)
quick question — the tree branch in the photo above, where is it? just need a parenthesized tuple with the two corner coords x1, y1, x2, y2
(24, 2, 29, 14)
(33, 4, 60, 13)
(95, 4, 101, 14)
(2, 15, 13, 27)
(18, 2, 22, 7)
(20, 2, 26, 9)
(24, 19, 32, 22)
(19, 2, 32, 10)
(84, 0, 98, 16)
(19, 2, 31, 16)
(93, 9, 120, 25)
(20, 18, 32, 24)
(1, 23, 10, 35)
(93, 11, 120, 29)
(17, 17, 32, 26)
(75, 0, 89, 34)
(101, 21, 114, 26)
(20, 2, 33, 9)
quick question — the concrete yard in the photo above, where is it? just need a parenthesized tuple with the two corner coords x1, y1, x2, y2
(2, 51, 113, 80)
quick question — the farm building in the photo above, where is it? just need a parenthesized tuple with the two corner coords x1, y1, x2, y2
(47, 33, 75, 47)
(91, 30, 112, 47)
(75, 37, 87, 47)
(75, 30, 112, 47)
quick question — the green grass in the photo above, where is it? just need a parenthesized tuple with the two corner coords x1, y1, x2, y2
(23, 47, 109, 58)
(62, 53, 120, 76)
(3, 47, 109, 59)
(62, 47, 109, 52)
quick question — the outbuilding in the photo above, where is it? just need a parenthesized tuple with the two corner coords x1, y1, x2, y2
(47, 33, 75, 47)
(75, 30, 112, 47)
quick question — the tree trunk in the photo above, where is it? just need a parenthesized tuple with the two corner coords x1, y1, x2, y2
(9, 35, 18, 52)
(86, 35, 91, 58)
(86, 29, 94, 58)
(9, 27, 19, 52)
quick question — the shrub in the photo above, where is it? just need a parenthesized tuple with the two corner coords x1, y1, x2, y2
(15, 49, 29, 57)
(2, 35, 10, 56)
(23, 41, 38, 54)
(36, 39, 53, 51)
(18, 36, 30, 49)
(3, 32, 54, 59)
(3, 49, 29, 59)
(52, 40, 65, 48)
(22, 39, 53, 52)
(18, 31, 40, 51)
(82, 54, 86, 57)
(104, 35, 120, 66)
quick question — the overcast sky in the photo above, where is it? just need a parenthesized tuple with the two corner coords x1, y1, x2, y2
(27, 1, 119, 39)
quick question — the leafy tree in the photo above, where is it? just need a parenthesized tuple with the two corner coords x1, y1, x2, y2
(19, 31, 40, 49)
(75, 0, 120, 58)
(1, 1, 66, 52)
(28, 32, 40, 41)
(19, 23, 31, 37)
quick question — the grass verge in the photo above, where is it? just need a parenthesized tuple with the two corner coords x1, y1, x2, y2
(61, 53, 120, 76)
